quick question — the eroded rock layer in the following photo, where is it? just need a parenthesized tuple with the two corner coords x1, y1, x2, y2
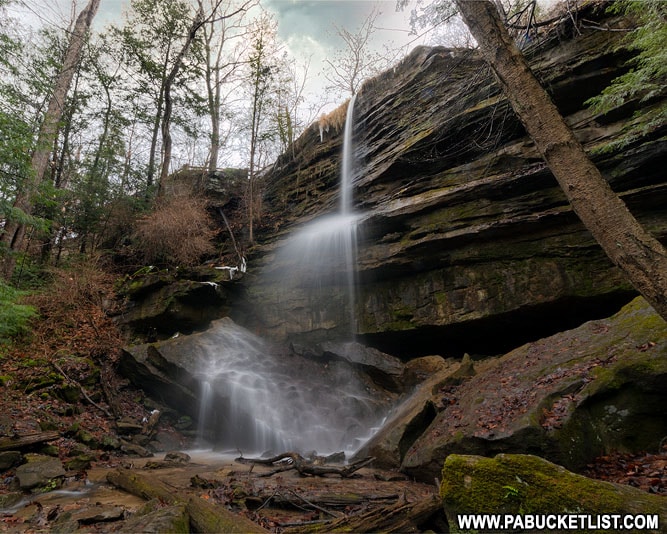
(250, 4, 666, 354)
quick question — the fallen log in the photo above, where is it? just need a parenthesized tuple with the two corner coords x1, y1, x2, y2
(235, 452, 375, 478)
(282, 494, 442, 533)
(107, 468, 266, 533)
(0, 431, 60, 451)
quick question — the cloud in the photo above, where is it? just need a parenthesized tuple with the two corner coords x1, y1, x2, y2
(265, 0, 416, 53)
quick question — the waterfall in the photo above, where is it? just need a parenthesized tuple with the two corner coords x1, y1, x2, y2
(340, 93, 357, 215)
(195, 319, 383, 454)
(268, 95, 361, 334)
(195, 95, 378, 455)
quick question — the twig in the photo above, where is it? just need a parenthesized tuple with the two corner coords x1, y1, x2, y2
(276, 519, 331, 528)
(287, 489, 344, 518)
(52, 360, 112, 418)
(256, 491, 278, 512)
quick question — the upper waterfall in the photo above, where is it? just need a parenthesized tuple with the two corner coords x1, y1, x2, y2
(340, 94, 357, 215)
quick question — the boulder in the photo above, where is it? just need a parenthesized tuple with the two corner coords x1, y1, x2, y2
(15, 454, 66, 491)
(71, 505, 126, 524)
(401, 297, 667, 481)
(319, 341, 405, 391)
(440, 454, 667, 526)
(0, 451, 21, 471)
(117, 266, 243, 340)
(353, 356, 458, 468)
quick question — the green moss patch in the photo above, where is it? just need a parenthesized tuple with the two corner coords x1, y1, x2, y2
(441, 454, 666, 526)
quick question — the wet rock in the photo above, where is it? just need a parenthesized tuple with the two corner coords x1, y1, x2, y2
(0, 492, 23, 510)
(145, 450, 192, 469)
(148, 430, 184, 453)
(71, 504, 126, 524)
(15, 454, 66, 491)
(120, 441, 153, 458)
(440, 454, 667, 519)
(250, 4, 665, 353)
(117, 266, 241, 340)
(320, 341, 405, 391)
(0, 451, 22, 471)
(402, 297, 667, 481)
(353, 356, 457, 468)
(165, 451, 191, 464)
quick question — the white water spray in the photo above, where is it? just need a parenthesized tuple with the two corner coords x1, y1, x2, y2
(195, 95, 381, 454)
(341, 94, 357, 215)
(195, 319, 384, 454)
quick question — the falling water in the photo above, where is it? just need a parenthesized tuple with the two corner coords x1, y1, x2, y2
(195, 94, 378, 454)
(341, 93, 358, 215)
(195, 319, 384, 454)
(270, 95, 361, 333)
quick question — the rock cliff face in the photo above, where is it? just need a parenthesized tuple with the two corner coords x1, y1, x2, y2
(248, 4, 666, 356)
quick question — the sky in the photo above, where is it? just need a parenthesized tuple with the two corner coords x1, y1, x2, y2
(8, 0, 430, 113)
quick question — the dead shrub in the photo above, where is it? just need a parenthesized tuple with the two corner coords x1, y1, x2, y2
(132, 193, 218, 268)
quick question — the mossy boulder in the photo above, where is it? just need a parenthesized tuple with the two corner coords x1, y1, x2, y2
(0, 451, 21, 471)
(117, 266, 243, 340)
(64, 454, 94, 471)
(402, 297, 667, 481)
(15, 454, 66, 491)
(440, 454, 667, 531)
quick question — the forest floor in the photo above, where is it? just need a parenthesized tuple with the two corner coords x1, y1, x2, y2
(0, 261, 665, 532)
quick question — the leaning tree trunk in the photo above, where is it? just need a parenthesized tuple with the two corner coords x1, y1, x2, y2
(1, 0, 101, 279)
(454, 0, 667, 321)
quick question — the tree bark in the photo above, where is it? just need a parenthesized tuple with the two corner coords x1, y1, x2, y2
(454, 0, 667, 321)
(158, 6, 205, 194)
(1, 0, 101, 279)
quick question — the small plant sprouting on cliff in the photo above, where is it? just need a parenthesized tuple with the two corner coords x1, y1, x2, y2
(586, 1, 666, 116)
(131, 192, 218, 268)
(318, 99, 350, 142)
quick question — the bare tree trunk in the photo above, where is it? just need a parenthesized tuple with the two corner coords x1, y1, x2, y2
(1, 0, 101, 279)
(158, 6, 205, 195)
(454, 0, 667, 321)
(159, 0, 248, 191)
(204, 20, 223, 173)
(146, 72, 166, 192)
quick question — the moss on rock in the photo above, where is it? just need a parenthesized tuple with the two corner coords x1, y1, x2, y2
(440, 454, 667, 531)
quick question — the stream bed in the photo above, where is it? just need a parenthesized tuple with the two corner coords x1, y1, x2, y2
(1, 450, 443, 532)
